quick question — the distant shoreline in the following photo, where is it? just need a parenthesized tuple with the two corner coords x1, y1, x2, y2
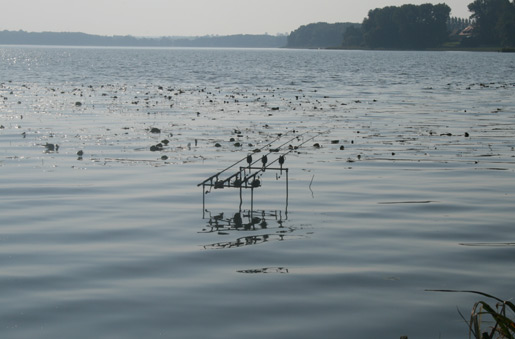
(1, 43, 510, 53)
(2, 30, 512, 52)
(334, 46, 507, 52)
(0, 30, 287, 48)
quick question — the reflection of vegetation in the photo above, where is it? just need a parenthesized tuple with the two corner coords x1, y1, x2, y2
(428, 290, 515, 339)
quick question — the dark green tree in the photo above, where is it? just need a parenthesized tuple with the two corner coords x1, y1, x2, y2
(362, 6, 399, 48)
(447, 16, 472, 32)
(497, 1, 515, 46)
(342, 25, 364, 47)
(468, 0, 515, 46)
(287, 22, 359, 48)
(362, 3, 451, 49)
(469, 0, 505, 44)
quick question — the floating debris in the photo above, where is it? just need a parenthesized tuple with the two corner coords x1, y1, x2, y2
(150, 143, 164, 152)
(43, 143, 59, 152)
(237, 267, 289, 274)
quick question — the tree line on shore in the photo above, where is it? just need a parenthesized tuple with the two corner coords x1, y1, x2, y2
(288, 0, 515, 49)
(0, 30, 287, 48)
(1, 0, 513, 50)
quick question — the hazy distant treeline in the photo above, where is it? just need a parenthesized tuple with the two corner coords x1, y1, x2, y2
(286, 22, 359, 48)
(0, 30, 287, 48)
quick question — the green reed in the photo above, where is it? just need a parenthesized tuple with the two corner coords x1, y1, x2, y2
(427, 290, 515, 339)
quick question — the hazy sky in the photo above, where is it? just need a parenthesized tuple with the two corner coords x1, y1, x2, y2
(1, 0, 473, 37)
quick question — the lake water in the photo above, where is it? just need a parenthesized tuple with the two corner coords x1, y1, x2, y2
(1, 46, 514, 338)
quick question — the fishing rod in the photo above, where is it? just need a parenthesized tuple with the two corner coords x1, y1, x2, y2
(238, 129, 330, 185)
(244, 130, 311, 169)
(230, 130, 330, 188)
(197, 129, 303, 187)
(199, 128, 330, 190)
(206, 130, 312, 188)
(266, 129, 331, 166)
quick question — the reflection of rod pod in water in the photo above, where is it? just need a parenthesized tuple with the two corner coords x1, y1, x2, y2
(199, 210, 292, 252)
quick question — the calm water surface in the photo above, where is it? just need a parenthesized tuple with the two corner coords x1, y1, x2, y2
(1, 46, 515, 338)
